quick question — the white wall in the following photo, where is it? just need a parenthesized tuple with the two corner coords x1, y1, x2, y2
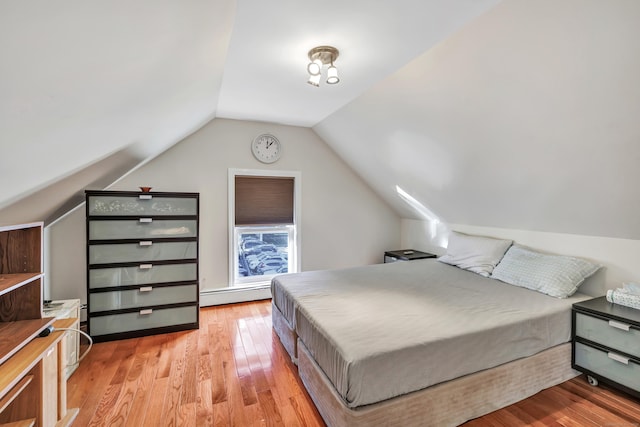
(402, 219, 640, 297)
(46, 118, 400, 305)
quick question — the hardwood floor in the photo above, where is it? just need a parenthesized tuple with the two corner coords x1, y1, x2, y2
(68, 300, 640, 426)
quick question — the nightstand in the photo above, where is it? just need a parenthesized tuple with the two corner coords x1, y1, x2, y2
(384, 249, 437, 263)
(43, 299, 81, 379)
(572, 296, 640, 398)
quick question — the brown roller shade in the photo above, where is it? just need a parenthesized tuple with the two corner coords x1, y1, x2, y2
(235, 176, 294, 225)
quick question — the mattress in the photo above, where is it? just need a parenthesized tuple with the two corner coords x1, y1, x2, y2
(272, 259, 592, 408)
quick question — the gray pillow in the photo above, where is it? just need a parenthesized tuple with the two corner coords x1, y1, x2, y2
(491, 245, 601, 298)
(438, 231, 513, 277)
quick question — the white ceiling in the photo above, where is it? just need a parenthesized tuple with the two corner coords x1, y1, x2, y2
(1, 0, 640, 241)
(0, 0, 498, 214)
(216, 0, 500, 126)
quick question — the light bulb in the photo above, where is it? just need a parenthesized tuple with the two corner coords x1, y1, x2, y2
(307, 59, 322, 76)
(307, 73, 321, 87)
(326, 65, 339, 84)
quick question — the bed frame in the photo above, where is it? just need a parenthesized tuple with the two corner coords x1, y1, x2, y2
(272, 301, 298, 363)
(272, 303, 580, 426)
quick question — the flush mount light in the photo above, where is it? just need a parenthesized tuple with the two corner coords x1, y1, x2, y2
(306, 45, 340, 86)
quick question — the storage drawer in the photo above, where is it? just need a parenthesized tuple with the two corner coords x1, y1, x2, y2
(575, 312, 640, 358)
(90, 305, 198, 336)
(63, 319, 80, 379)
(90, 284, 198, 312)
(88, 195, 197, 216)
(89, 219, 197, 240)
(574, 341, 640, 391)
(89, 241, 197, 264)
(89, 263, 197, 289)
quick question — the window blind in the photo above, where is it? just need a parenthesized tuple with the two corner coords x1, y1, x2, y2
(235, 176, 294, 225)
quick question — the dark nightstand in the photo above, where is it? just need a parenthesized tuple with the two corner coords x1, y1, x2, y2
(572, 296, 640, 398)
(384, 249, 437, 263)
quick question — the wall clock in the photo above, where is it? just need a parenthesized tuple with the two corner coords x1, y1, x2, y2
(251, 133, 282, 164)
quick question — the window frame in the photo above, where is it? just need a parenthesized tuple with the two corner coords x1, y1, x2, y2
(228, 168, 301, 287)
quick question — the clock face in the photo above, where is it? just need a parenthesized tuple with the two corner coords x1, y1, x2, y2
(251, 134, 282, 164)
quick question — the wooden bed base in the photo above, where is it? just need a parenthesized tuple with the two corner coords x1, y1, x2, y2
(272, 303, 580, 426)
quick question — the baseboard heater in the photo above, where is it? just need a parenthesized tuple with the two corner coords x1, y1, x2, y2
(200, 285, 271, 306)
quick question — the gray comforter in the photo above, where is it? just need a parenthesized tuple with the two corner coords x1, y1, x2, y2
(271, 259, 591, 408)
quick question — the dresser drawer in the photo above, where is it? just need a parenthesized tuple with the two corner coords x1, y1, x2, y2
(90, 284, 198, 312)
(89, 219, 197, 240)
(89, 263, 197, 289)
(575, 312, 640, 358)
(90, 305, 198, 336)
(89, 241, 197, 264)
(88, 195, 197, 216)
(574, 341, 640, 391)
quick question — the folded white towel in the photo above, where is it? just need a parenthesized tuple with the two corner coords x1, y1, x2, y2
(607, 289, 640, 310)
(621, 282, 640, 296)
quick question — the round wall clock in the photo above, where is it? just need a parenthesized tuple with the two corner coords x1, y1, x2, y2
(251, 133, 282, 164)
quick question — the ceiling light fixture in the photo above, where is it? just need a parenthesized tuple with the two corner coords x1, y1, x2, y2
(306, 45, 340, 86)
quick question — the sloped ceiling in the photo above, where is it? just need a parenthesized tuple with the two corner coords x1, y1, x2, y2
(0, 0, 499, 224)
(315, 0, 640, 240)
(1, 0, 639, 241)
(0, 0, 235, 217)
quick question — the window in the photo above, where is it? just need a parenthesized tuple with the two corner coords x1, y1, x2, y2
(234, 226, 293, 284)
(228, 169, 301, 286)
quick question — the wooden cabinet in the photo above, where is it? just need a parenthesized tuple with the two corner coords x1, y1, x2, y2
(86, 190, 200, 342)
(0, 222, 78, 427)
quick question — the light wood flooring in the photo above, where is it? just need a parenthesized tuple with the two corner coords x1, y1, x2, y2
(68, 300, 640, 426)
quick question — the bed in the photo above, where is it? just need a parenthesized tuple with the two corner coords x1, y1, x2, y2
(271, 257, 595, 426)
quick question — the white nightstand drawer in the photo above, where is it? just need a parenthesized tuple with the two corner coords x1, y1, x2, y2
(88, 195, 197, 216)
(90, 305, 198, 336)
(575, 341, 640, 391)
(90, 284, 198, 312)
(89, 263, 197, 289)
(89, 241, 197, 264)
(575, 312, 640, 358)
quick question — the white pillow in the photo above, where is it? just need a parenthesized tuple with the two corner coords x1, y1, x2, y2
(490, 245, 601, 298)
(437, 232, 513, 277)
